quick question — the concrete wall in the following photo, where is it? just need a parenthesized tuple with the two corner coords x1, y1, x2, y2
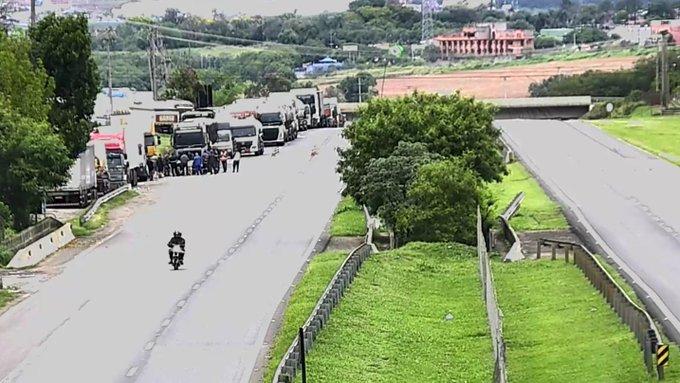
(8, 223, 75, 269)
(495, 105, 590, 120)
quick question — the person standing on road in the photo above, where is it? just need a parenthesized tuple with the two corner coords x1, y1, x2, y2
(193, 153, 203, 176)
(210, 150, 220, 175)
(220, 150, 228, 173)
(232, 150, 241, 173)
(179, 153, 189, 176)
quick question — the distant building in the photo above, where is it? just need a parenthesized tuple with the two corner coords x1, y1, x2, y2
(294, 57, 344, 78)
(651, 20, 680, 43)
(539, 28, 573, 41)
(608, 24, 652, 46)
(434, 22, 534, 59)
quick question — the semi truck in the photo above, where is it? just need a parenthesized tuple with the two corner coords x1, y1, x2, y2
(228, 117, 264, 156)
(206, 120, 235, 157)
(46, 143, 98, 208)
(256, 105, 288, 146)
(290, 88, 324, 128)
(172, 119, 212, 158)
(90, 133, 131, 191)
(129, 99, 193, 134)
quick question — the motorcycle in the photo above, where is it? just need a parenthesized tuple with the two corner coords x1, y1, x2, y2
(169, 244, 185, 270)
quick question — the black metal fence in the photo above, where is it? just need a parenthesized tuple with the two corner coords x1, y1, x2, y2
(478, 207, 508, 383)
(539, 238, 665, 379)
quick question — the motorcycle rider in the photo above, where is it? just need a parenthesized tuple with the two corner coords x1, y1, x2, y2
(167, 231, 186, 265)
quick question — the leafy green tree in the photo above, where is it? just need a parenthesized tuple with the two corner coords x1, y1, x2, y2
(30, 14, 99, 158)
(338, 72, 377, 102)
(397, 159, 489, 246)
(360, 142, 441, 240)
(422, 44, 440, 63)
(0, 34, 53, 121)
(165, 67, 202, 102)
(0, 99, 72, 228)
(338, 92, 504, 205)
(563, 27, 610, 44)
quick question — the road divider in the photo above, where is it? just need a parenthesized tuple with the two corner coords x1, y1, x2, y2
(80, 185, 132, 225)
(271, 207, 375, 383)
(478, 207, 508, 383)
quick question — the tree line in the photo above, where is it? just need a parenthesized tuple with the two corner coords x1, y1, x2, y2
(0, 15, 98, 233)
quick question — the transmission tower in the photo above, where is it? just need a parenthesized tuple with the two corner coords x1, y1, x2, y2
(421, 0, 437, 42)
(148, 28, 170, 100)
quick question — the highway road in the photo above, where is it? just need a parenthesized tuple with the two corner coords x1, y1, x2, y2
(0, 128, 345, 382)
(498, 119, 680, 341)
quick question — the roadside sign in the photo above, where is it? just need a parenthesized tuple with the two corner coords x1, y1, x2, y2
(389, 44, 405, 58)
(658, 344, 670, 367)
(343, 44, 358, 52)
(606, 103, 614, 113)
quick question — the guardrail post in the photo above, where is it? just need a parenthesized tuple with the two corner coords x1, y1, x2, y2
(551, 243, 556, 260)
(536, 240, 542, 259)
(299, 327, 307, 383)
(564, 245, 570, 263)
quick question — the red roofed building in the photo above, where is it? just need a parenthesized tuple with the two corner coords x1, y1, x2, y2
(651, 20, 680, 44)
(434, 22, 534, 59)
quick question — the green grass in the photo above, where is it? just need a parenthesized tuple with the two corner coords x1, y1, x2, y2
(71, 190, 139, 237)
(157, 133, 173, 155)
(489, 162, 569, 232)
(330, 197, 367, 237)
(0, 289, 17, 311)
(593, 114, 680, 166)
(263, 251, 348, 383)
(297, 242, 493, 383)
(493, 260, 654, 382)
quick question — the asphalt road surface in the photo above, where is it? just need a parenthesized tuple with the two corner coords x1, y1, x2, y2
(499, 119, 680, 340)
(0, 128, 345, 382)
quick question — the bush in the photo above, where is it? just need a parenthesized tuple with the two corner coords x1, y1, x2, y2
(535, 35, 560, 49)
(583, 102, 609, 120)
(626, 89, 643, 102)
(611, 101, 647, 118)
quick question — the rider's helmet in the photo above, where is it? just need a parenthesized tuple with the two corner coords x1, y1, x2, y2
(173, 231, 182, 238)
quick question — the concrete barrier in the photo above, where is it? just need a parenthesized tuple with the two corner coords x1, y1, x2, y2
(7, 222, 75, 268)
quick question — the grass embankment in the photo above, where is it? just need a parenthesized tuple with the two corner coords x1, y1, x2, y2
(0, 289, 17, 311)
(263, 251, 348, 382)
(330, 197, 367, 237)
(493, 260, 659, 382)
(297, 242, 493, 382)
(489, 162, 569, 231)
(71, 190, 139, 237)
(593, 111, 680, 166)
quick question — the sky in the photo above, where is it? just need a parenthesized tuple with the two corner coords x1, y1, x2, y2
(112, 0, 353, 18)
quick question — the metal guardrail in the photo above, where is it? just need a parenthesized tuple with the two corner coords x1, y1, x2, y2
(478, 207, 508, 383)
(1, 217, 63, 255)
(499, 192, 525, 262)
(272, 207, 376, 383)
(538, 238, 665, 379)
(80, 185, 132, 225)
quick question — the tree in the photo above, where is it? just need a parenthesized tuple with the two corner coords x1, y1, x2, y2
(397, 159, 488, 245)
(338, 72, 377, 102)
(338, 92, 504, 206)
(30, 14, 99, 158)
(422, 44, 440, 63)
(165, 67, 202, 102)
(0, 99, 72, 229)
(360, 142, 441, 240)
(0, 34, 53, 121)
(563, 27, 610, 44)
(648, 0, 676, 19)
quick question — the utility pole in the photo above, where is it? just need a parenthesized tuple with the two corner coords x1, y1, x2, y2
(103, 28, 116, 118)
(30, 0, 35, 27)
(358, 75, 362, 103)
(148, 28, 158, 100)
(660, 33, 670, 109)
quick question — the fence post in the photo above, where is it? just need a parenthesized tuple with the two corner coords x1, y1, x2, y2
(299, 327, 307, 383)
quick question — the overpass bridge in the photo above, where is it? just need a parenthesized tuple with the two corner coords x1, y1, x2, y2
(340, 96, 592, 121)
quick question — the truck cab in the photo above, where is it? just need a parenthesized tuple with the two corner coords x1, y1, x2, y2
(172, 122, 210, 158)
(256, 107, 288, 146)
(228, 117, 264, 156)
(290, 88, 324, 128)
(207, 122, 235, 157)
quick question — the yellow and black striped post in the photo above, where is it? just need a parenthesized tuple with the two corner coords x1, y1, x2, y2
(657, 344, 669, 380)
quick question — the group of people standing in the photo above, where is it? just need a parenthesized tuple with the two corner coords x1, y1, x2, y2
(147, 149, 242, 180)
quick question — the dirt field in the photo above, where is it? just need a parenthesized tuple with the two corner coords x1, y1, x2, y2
(377, 56, 639, 99)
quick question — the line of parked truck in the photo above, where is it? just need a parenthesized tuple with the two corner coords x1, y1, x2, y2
(46, 87, 345, 208)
